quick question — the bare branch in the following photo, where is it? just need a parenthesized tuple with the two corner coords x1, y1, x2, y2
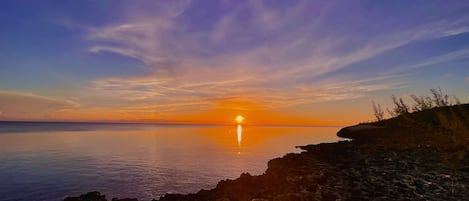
(372, 101, 385, 121)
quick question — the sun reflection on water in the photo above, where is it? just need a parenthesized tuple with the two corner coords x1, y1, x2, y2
(237, 124, 242, 146)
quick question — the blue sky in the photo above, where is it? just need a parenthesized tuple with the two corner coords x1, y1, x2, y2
(0, 0, 468, 125)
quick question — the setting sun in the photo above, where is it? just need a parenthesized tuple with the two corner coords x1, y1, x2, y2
(0, 1, 468, 201)
(236, 115, 244, 124)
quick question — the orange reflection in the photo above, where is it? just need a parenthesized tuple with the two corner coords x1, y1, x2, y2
(237, 124, 242, 146)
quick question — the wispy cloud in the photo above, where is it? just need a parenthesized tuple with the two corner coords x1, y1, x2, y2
(81, 71, 403, 118)
(0, 91, 79, 120)
(381, 48, 469, 77)
(2, 0, 469, 124)
(75, 1, 469, 121)
(408, 48, 469, 69)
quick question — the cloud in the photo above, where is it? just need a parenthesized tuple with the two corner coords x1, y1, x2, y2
(81, 71, 402, 118)
(78, 1, 469, 119)
(89, 46, 141, 59)
(86, 1, 469, 74)
(377, 48, 469, 77)
(409, 48, 469, 70)
(466, 76, 469, 81)
(0, 91, 79, 120)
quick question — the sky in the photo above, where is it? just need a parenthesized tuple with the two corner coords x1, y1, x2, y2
(0, 0, 469, 126)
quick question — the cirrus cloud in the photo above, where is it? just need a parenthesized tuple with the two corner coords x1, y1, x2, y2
(0, 91, 79, 120)
(82, 1, 467, 108)
(62, 0, 469, 123)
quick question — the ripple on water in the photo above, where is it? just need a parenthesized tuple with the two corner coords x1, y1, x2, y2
(0, 125, 340, 200)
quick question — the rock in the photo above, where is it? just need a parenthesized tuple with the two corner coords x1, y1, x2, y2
(64, 192, 107, 201)
(63, 192, 138, 201)
(112, 198, 139, 201)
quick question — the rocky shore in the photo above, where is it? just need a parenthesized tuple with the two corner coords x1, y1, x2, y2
(65, 140, 469, 201)
(156, 142, 469, 201)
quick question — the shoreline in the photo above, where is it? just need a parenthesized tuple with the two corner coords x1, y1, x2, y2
(152, 141, 468, 201)
(65, 140, 469, 201)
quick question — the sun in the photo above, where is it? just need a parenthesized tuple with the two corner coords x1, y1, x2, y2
(236, 115, 244, 124)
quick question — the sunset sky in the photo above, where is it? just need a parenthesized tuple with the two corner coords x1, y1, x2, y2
(1, 0, 469, 126)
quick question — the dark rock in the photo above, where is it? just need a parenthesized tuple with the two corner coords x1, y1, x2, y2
(64, 192, 107, 201)
(63, 192, 139, 201)
(112, 198, 139, 201)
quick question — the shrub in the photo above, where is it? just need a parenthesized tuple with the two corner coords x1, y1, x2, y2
(387, 95, 409, 117)
(430, 87, 450, 107)
(378, 87, 462, 119)
(409, 94, 433, 112)
(372, 101, 384, 121)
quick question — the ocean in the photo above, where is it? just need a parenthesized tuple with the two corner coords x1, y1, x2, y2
(0, 122, 341, 201)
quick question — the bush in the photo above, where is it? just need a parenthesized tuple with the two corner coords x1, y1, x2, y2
(372, 101, 384, 121)
(409, 94, 433, 112)
(378, 87, 462, 119)
(430, 87, 450, 107)
(387, 95, 410, 117)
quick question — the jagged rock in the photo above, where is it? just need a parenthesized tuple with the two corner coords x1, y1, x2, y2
(112, 198, 139, 201)
(63, 192, 138, 201)
(64, 192, 107, 201)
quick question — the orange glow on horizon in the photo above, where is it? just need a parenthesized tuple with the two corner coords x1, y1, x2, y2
(47, 97, 367, 126)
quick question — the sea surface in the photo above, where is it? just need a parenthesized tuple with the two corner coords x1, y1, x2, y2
(0, 122, 341, 201)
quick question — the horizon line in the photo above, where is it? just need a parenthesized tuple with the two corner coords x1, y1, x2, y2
(0, 120, 347, 128)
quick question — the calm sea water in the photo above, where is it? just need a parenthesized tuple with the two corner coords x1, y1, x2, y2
(0, 122, 341, 201)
